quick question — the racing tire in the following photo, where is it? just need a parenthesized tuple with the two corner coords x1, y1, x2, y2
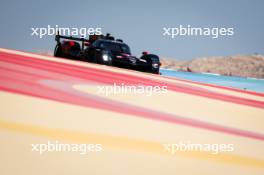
(54, 44, 63, 57)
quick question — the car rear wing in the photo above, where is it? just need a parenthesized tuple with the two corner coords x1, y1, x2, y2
(55, 32, 90, 50)
(55, 32, 123, 50)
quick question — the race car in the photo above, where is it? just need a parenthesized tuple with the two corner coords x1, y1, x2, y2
(54, 33, 161, 74)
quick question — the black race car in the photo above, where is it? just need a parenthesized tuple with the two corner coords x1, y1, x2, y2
(54, 33, 161, 74)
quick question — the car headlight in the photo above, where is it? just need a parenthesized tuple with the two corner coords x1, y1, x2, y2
(152, 63, 159, 68)
(129, 57, 136, 63)
(102, 54, 109, 61)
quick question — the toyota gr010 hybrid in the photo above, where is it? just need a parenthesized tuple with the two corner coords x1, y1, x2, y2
(54, 33, 161, 74)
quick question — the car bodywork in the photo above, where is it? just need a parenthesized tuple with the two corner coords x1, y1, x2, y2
(54, 33, 161, 74)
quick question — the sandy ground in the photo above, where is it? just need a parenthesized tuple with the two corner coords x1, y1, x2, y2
(161, 55, 264, 78)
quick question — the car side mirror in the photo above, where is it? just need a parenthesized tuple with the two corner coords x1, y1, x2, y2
(142, 51, 148, 55)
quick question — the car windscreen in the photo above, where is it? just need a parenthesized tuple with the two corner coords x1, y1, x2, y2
(99, 41, 131, 54)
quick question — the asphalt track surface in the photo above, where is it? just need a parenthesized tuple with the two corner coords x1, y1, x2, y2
(0, 48, 264, 175)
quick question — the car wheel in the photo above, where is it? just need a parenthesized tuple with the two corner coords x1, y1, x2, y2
(54, 44, 63, 57)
